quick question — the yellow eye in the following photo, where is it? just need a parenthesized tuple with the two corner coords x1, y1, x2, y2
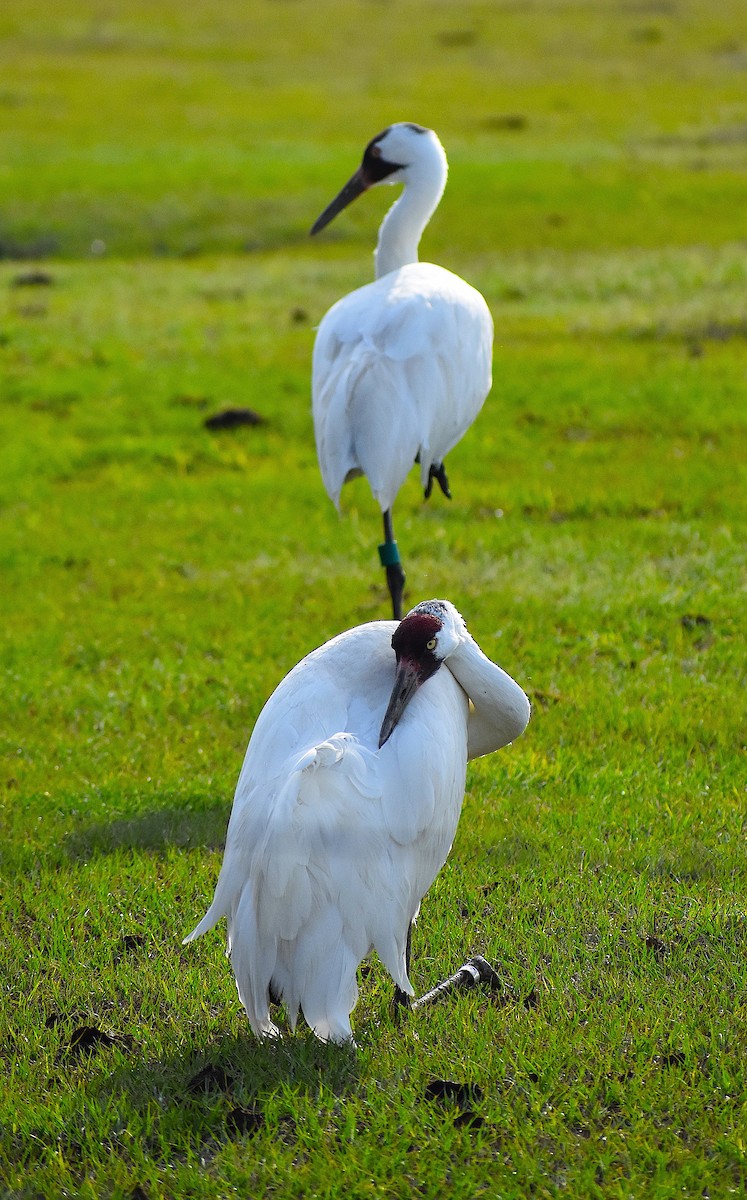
(426, 638, 437, 651)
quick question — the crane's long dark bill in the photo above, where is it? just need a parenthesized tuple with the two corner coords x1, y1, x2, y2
(310, 167, 368, 236)
(379, 658, 422, 748)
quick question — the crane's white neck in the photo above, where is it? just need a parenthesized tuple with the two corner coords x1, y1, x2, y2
(374, 154, 448, 279)
(445, 636, 531, 761)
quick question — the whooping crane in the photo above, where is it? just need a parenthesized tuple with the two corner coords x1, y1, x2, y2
(310, 123, 493, 618)
(185, 599, 529, 1044)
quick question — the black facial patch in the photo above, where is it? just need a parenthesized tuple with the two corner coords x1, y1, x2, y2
(362, 128, 405, 184)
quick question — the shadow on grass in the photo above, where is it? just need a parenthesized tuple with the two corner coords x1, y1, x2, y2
(1, 795, 230, 878)
(22, 1029, 361, 1187)
(63, 799, 230, 861)
(105, 1028, 362, 1132)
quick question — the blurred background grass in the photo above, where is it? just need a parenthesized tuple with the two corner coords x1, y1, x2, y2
(2, 0, 747, 257)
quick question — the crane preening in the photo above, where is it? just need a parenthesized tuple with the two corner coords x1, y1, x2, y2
(310, 124, 493, 619)
(185, 599, 529, 1045)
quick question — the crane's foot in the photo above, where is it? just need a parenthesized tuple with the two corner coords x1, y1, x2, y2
(424, 462, 452, 501)
(410, 956, 501, 1011)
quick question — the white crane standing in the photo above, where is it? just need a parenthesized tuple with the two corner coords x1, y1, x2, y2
(185, 599, 529, 1045)
(310, 123, 493, 619)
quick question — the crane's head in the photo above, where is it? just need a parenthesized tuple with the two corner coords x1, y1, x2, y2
(378, 599, 466, 748)
(310, 123, 447, 237)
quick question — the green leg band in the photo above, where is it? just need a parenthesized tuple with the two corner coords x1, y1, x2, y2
(379, 541, 401, 567)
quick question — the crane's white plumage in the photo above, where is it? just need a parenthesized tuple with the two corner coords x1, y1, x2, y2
(185, 600, 530, 1044)
(313, 263, 491, 512)
(310, 124, 494, 617)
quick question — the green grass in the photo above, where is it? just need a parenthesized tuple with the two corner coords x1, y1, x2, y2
(2, 0, 747, 258)
(2, 0, 747, 1196)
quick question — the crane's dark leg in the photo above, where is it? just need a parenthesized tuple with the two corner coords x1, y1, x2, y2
(379, 509, 405, 620)
(424, 460, 452, 501)
(390, 921, 501, 1025)
(392, 923, 413, 1018)
(411, 956, 501, 1010)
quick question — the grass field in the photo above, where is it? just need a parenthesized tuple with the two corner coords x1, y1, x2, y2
(2, 1, 747, 1196)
